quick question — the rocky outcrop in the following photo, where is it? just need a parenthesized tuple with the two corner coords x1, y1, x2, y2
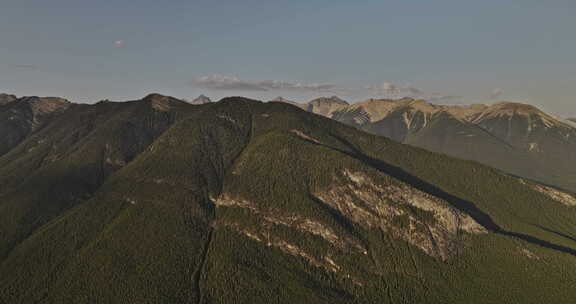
(307, 96, 349, 117)
(315, 170, 486, 261)
(190, 94, 212, 105)
(0, 94, 17, 105)
(19, 97, 70, 122)
(530, 184, 576, 206)
(212, 194, 366, 253)
(142, 93, 187, 111)
(212, 194, 366, 279)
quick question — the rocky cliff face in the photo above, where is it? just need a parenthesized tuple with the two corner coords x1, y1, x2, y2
(315, 170, 485, 261)
(307, 96, 349, 117)
(0, 94, 17, 105)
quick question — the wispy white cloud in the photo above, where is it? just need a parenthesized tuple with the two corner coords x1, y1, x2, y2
(191, 75, 337, 92)
(365, 82, 399, 96)
(489, 88, 504, 99)
(114, 40, 125, 48)
(191, 75, 460, 103)
(9, 64, 39, 71)
(365, 81, 459, 103)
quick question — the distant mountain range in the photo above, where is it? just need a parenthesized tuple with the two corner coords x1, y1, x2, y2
(1, 93, 576, 303)
(271, 96, 576, 193)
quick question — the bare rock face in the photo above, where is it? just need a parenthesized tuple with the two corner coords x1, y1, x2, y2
(307, 96, 349, 117)
(315, 170, 486, 261)
(5, 96, 71, 130)
(20, 96, 70, 117)
(0, 96, 71, 157)
(213, 168, 486, 263)
(0, 94, 17, 105)
(290, 129, 321, 144)
(142, 93, 186, 111)
(530, 183, 576, 206)
(212, 194, 366, 277)
(190, 94, 212, 105)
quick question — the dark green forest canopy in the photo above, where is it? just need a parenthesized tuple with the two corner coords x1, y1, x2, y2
(0, 95, 575, 303)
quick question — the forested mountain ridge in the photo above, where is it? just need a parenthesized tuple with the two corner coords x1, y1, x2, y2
(1, 94, 576, 303)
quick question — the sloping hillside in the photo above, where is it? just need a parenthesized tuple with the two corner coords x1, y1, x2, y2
(317, 98, 576, 193)
(1, 96, 576, 303)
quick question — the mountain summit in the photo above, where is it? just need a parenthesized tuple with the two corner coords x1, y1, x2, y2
(190, 94, 212, 104)
(307, 96, 349, 117)
(0, 94, 17, 105)
(0, 95, 71, 156)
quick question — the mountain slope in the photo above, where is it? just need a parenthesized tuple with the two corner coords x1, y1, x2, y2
(0, 96, 70, 156)
(563, 117, 576, 128)
(1, 97, 576, 303)
(269, 96, 308, 110)
(0, 94, 17, 105)
(325, 98, 576, 193)
(0, 94, 195, 259)
(306, 96, 349, 117)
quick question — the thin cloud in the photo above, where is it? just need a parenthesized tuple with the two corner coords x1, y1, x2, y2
(426, 93, 462, 104)
(9, 64, 39, 71)
(191, 75, 337, 92)
(114, 40, 125, 48)
(365, 82, 400, 96)
(490, 88, 504, 99)
(365, 81, 456, 102)
(192, 76, 460, 103)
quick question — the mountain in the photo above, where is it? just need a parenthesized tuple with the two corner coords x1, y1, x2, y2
(306, 96, 349, 117)
(270, 96, 294, 103)
(270, 96, 308, 109)
(567, 117, 576, 127)
(1, 94, 576, 303)
(0, 96, 70, 156)
(190, 94, 212, 105)
(316, 98, 576, 193)
(0, 94, 17, 105)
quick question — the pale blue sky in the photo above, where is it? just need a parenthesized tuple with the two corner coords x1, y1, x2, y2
(0, 0, 574, 115)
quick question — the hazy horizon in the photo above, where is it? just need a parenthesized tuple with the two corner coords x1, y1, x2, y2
(1, 0, 575, 116)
